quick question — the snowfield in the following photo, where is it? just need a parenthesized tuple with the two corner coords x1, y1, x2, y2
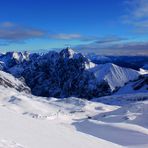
(0, 86, 148, 148)
(0, 86, 123, 148)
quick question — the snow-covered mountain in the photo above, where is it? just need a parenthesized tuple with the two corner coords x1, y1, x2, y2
(0, 51, 29, 68)
(0, 48, 145, 99)
(89, 63, 140, 91)
(0, 48, 148, 148)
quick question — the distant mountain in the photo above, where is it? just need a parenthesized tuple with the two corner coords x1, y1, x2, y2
(88, 54, 148, 70)
(86, 54, 111, 64)
(0, 51, 29, 68)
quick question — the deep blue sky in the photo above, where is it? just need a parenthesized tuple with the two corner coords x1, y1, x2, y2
(0, 0, 147, 55)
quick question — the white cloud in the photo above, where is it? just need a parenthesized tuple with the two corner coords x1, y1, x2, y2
(75, 38, 148, 56)
(49, 33, 82, 40)
(0, 22, 46, 43)
(48, 33, 98, 41)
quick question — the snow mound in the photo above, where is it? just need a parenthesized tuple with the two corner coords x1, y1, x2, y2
(94, 101, 148, 127)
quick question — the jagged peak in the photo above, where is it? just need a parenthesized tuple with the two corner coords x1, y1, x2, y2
(60, 47, 76, 58)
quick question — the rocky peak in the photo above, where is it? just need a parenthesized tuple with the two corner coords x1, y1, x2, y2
(60, 47, 76, 59)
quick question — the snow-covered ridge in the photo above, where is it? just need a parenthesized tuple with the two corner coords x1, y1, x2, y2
(89, 63, 140, 91)
(0, 51, 29, 63)
(115, 74, 148, 95)
(0, 70, 30, 93)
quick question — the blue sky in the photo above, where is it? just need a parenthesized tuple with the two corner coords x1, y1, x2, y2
(0, 0, 148, 55)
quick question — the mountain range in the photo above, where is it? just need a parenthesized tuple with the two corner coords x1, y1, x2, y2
(0, 48, 147, 99)
(0, 48, 148, 148)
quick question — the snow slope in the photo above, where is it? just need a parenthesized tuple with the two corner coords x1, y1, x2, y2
(89, 63, 140, 91)
(0, 85, 148, 147)
(0, 105, 124, 148)
(114, 74, 148, 95)
(0, 86, 123, 148)
(93, 92, 148, 106)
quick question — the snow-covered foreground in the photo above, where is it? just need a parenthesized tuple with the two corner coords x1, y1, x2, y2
(0, 86, 148, 148)
(0, 105, 124, 148)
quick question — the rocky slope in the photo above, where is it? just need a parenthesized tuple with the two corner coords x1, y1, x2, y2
(0, 70, 30, 93)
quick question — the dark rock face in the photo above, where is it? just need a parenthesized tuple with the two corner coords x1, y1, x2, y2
(0, 48, 111, 99)
(22, 48, 111, 99)
(133, 74, 148, 90)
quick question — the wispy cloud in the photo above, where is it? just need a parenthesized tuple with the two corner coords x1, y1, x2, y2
(95, 36, 127, 44)
(49, 33, 81, 40)
(74, 36, 148, 56)
(0, 22, 15, 28)
(48, 33, 98, 41)
(123, 0, 148, 34)
(0, 22, 98, 46)
(0, 22, 46, 43)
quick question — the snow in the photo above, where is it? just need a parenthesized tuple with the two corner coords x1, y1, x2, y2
(0, 49, 145, 98)
(114, 73, 148, 95)
(93, 93, 148, 105)
(0, 106, 124, 148)
(139, 68, 148, 75)
(0, 49, 148, 148)
(84, 61, 96, 69)
(0, 139, 24, 148)
(115, 81, 148, 95)
(0, 85, 148, 147)
(89, 63, 140, 91)
(0, 70, 23, 86)
(0, 70, 30, 93)
(0, 86, 124, 148)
